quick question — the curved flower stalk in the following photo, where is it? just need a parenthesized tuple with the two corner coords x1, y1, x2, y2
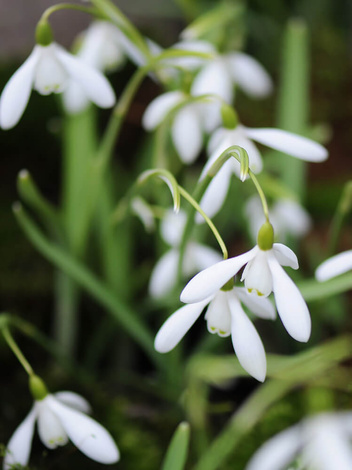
(155, 286, 275, 381)
(3, 390, 120, 469)
(197, 124, 328, 220)
(181, 231, 311, 343)
(316, 250, 352, 282)
(245, 412, 352, 470)
(245, 196, 312, 243)
(149, 209, 222, 299)
(0, 41, 116, 129)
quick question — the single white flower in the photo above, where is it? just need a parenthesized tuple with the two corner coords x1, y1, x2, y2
(245, 412, 352, 470)
(149, 209, 222, 299)
(181, 237, 311, 343)
(155, 286, 275, 381)
(245, 196, 312, 243)
(0, 42, 116, 129)
(197, 124, 328, 220)
(316, 250, 352, 282)
(3, 390, 119, 469)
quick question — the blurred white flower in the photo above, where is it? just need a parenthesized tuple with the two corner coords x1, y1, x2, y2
(155, 286, 275, 381)
(245, 412, 352, 470)
(149, 209, 222, 298)
(245, 196, 312, 243)
(316, 250, 352, 282)
(181, 242, 311, 342)
(197, 125, 328, 220)
(0, 42, 116, 129)
(3, 391, 119, 469)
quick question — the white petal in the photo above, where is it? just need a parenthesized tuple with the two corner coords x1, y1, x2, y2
(244, 127, 328, 162)
(181, 248, 257, 303)
(149, 249, 179, 299)
(0, 46, 40, 129)
(154, 299, 210, 352)
(268, 253, 311, 342)
(315, 250, 352, 282)
(55, 391, 91, 414)
(46, 396, 119, 464)
(225, 52, 273, 98)
(3, 407, 37, 470)
(160, 209, 186, 247)
(62, 80, 90, 114)
(245, 425, 302, 470)
(37, 399, 68, 449)
(272, 243, 299, 269)
(172, 105, 203, 164)
(142, 91, 184, 130)
(242, 250, 273, 297)
(34, 45, 68, 95)
(205, 291, 232, 336)
(227, 291, 267, 381)
(272, 199, 311, 238)
(54, 44, 116, 108)
(189, 243, 223, 271)
(191, 59, 233, 103)
(235, 287, 276, 320)
(207, 127, 228, 155)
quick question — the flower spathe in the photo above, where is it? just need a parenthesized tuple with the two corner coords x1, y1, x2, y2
(155, 287, 275, 381)
(316, 250, 352, 282)
(181, 243, 311, 343)
(3, 391, 119, 469)
(245, 412, 352, 470)
(0, 42, 116, 129)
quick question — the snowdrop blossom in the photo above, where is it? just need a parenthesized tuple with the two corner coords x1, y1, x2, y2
(0, 42, 116, 129)
(155, 286, 275, 381)
(197, 124, 328, 220)
(149, 209, 222, 298)
(4, 389, 119, 469)
(316, 250, 352, 282)
(181, 227, 311, 343)
(245, 196, 312, 243)
(245, 411, 352, 470)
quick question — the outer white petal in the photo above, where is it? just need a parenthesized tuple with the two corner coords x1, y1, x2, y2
(3, 407, 37, 470)
(225, 52, 273, 98)
(171, 105, 203, 164)
(227, 292, 267, 381)
(315, 250, 352, 282)
(273, 199, 311, 238)
(235, 287, 276, 320)
(55, 391, 91, 414)
(166, 40, 215, 70)
(267, 253, 311, 342)
(62, 80, 90, 114)
(160, 209, 186, 247)
(46, 396, 119, 464)
(181, 247, 257, 303)
(149, 249, 179, 299)
(191, 59, 233, 103)
(154, 299, 211, 352)
(272, 243, 299, 269)
(244, 127, 328, 162)
(207, 127, 229, 155)
(189, 243, 223, 271)
(37, 399, 68, 449)
(142, 91, 185, 130)
(54, 44, 116, 108)
(0, 46, 40, 129)
(245, 425, 302, 470)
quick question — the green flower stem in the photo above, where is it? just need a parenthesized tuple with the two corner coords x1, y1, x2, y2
(328, 180, 352, 255)
(1, 325, 34, 376)
(248, 169, 270, 221)
(13, 203, 164, 370)
(40, 3, 99, 23)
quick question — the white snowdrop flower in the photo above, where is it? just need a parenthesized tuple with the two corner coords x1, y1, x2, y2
(0, 42, 116, 129)
(245, 411, 352, 470)
(197, 124, 328, 220)
(4, 389, 119, 469)
(149, 209, 222, 299)
(316, 250, 352, 282)
(163, 39, 216, 72)
(181, 223, 311, 343)
(155, 286, 275, 381)
(245, 196, 312, 243)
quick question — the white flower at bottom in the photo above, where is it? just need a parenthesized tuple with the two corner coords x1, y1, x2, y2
(0, 42, 116, 129)
(316, 250, 352, 282)
(3, 391, 119, 469)
(155, 287, 276, 382)
(180, 243, 311, 343)
(245, 412, 352, 470)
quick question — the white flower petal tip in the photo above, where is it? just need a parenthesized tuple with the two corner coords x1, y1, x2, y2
(142, 91, 184, 130)
(315, 250, 352, 282)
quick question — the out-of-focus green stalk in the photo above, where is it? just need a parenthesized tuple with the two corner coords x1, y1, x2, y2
(328, 180, 352, 255)
(276, 19, 309, 200)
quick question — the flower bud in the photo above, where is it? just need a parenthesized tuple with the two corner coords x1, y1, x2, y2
(257, 221, 274, 251)
(29, 375, 48, 401)
(35, 20, 54, 46)
(220, 104, 238, 129)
